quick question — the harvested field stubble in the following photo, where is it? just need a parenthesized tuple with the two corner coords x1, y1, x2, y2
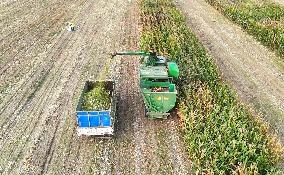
(140, 0, 283, 173)
(0, 0, 193, 174)
(207, 0, 284, 56)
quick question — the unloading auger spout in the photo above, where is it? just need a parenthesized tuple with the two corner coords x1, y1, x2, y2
(112, 51, 160, 66)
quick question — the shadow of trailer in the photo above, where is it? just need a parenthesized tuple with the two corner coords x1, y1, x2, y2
(76, 80, 116, 137)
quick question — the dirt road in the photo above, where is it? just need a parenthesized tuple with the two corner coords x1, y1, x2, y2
(272, 0, 284, 6)
(0, 0, 192, 174)
(176, 0, 284, 153)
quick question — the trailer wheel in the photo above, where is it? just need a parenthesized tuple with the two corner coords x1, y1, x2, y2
(145, 108, 148, 117)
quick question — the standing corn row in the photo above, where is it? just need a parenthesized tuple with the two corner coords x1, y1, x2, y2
(140, 0, 283, 174)
(207, 0, 284, 56)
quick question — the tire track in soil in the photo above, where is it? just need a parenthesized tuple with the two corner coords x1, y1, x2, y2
(0, 0, 87, 110)
(1, 1, 85, 78)
(3, 2, 102, 172)
(165, 118, 193, 175)
(0, 7, 91, 146)
(116, 58, 138, 174)
(108, 58, 135, 175)
(0, 0, 89, 128)
(0, 1, 95, 172)
(20, 26, 93, 174)
(0, 10, 66, 74)
(272, 0, 284, 7)
(1, 0, 86, 109)
(0, 0, 72, 62)
(0, 33, 72, 151)
(0, 0, 22, 7)
(0, 0, 65, 36)
(0, 0, 57, 37)
(0, 0, 32, 22)
(1, 36, 80, 174)
(109, 1, 141, 173)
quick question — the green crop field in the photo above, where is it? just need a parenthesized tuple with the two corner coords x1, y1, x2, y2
(207, 0, 284, 57)
(140, 0, 283, 173)
(1, 0, 283, 173)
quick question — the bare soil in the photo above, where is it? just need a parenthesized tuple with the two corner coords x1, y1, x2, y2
(272, 0, 284, 6)
(0, 0, 192, 174)
(176, 0, 284, 168)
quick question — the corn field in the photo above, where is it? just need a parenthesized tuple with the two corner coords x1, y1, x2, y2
(140, 0, 283, 173)
(207, 0, 284, 56)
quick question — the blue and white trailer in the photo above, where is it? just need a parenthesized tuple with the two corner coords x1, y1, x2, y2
(76, 81, 116, 136)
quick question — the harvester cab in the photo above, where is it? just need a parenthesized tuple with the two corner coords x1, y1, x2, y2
(112, 51, 179, 119)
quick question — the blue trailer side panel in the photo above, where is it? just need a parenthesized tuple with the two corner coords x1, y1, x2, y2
(76, 111, 112, 127)
(89, 115, 100, 127)
(77, 114, 89, 127)
(99, 111, 111, 126)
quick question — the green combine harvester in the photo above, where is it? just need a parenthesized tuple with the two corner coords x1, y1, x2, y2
(112, 51, 179, 119)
